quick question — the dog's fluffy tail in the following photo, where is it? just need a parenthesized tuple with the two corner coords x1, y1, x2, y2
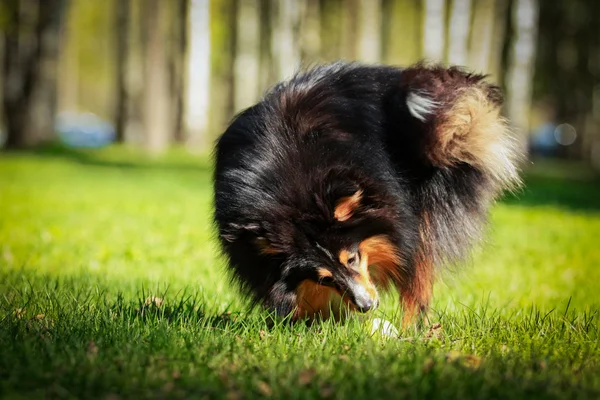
(399, 63, 522, 191)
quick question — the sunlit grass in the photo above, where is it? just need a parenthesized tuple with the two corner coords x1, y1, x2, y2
(1, 147, 599, 399)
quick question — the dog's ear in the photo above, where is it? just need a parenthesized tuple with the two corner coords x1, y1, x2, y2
(255, 236, 282, 255)
(324, 175, 364, 222)
(220, 222, 261, 242)
(394, 62, 520, 189)
(221, 222, 284, 255)
(334, 189, 363, 222)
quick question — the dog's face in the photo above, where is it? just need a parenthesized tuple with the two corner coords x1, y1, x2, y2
(310, 240, 380, 313)
(256, 186, 404, 314)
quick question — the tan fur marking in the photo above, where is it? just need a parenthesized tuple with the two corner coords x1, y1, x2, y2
(431, 86, 520, 189)
(317, 268, 333, 279)
(334, 190, 362, 222)
(355, 251, 378, 300)
(295, 280, 336, 320)
(338, 249, 350, 265)
(359, 235, 403, 287)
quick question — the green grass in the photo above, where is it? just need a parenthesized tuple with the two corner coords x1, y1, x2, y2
(1, 146, 599, 399)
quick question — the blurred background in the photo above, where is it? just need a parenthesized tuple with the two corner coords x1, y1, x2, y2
(0, 0, 599, 166)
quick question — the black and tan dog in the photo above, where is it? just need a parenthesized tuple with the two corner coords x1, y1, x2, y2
(213, 62, 520, 327)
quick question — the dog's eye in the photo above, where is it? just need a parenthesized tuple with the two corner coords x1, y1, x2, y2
(347, 254, 358, 268)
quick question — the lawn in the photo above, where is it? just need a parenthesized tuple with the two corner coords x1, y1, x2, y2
(1, 146, 599, 399)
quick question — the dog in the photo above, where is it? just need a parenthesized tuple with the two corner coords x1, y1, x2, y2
(212, 61, 520, 327)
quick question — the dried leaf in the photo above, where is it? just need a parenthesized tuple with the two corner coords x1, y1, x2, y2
(259, 330, 267, 339)
(13, 308, 25, 319)
(145, 296, 164, 308)
(161, 381, 175, 392)
(219, 370, 231, 386)
(338, 355, 350, 362)
(463, 355, 482, 369)
(319, 383, 335, 398)
(423, 358, 435, 374)
(424, 323, 444, 340)
(87, 341, 99, 359)
(35, 314, 45, 320)
(298, 368, 316, 386)
(226, 390, 243, 400)
(256, 380, 273, 397)
(445, 350, 462, 363)
(445, 350, 483, 369)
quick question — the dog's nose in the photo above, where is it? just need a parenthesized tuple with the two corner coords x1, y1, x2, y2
(354, 296, 379, 313)
(348, 285, 379, 313)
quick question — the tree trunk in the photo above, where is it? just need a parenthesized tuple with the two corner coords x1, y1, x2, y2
(488, 0, 509, 81)
(172, 0, 189, 143)
(273, 0, 302, 80)
(114, 0, 130, 142)
(186, 0, 211, 149)
(340, 0, 359, 60)
(258, 0, 275, 90)
(448, 0, 472, 66)
(300, 0, 321, 62)
(143, 0, 171, 152)
(357, 0, 382, 63)
(234, 0, 260, 111)
(505, 0, 539, 156)
(382, 0, 422, 66)
(2, 0, 68, 149)
(468, 0, 496, 73)
(319, 0, 343, 61)
(423, 0, 446, 62)
(165, 0, 190, 144)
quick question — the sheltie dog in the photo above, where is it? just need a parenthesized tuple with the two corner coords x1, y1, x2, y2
(213, 62, 520, 327)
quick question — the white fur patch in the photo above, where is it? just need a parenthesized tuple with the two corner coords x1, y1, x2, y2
(406, 92, 437, 122)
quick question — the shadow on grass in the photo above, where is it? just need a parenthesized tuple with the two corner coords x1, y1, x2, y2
(109, 294, 248, 331)
(7, 144, 600, 212)
(7, 142, 212, 173)
(502, 174, 600, 213)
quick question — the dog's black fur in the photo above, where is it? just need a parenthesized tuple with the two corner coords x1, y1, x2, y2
(213, 61, 520, 325)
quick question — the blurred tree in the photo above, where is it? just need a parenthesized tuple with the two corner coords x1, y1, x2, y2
(469, 0, 496, 73)
(114, 0, 130, 142)
(489, 0, 510, 81)
(506, 0, 539, 156)
(258, 0, 276, 89)
(168, 0, 190, 143)
(357, 0, 382, 63)
(2, 0, 68, 148)
(234, 0, 260, 111)
(320, 0, 343, 61)
(340, 0, 359, 60)
(534, 0, 600, 162)
(143, 0, 171, 152)
(300, 0, 321, 63)
(273, 0, 302, 80)
(448, 0, 472, 66)
(208, 0, 235, 143)
(382, 0, 422, 66)
(423, 0, 445, 61)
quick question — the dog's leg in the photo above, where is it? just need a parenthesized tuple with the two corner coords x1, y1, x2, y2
(400, 253, 434, 329)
